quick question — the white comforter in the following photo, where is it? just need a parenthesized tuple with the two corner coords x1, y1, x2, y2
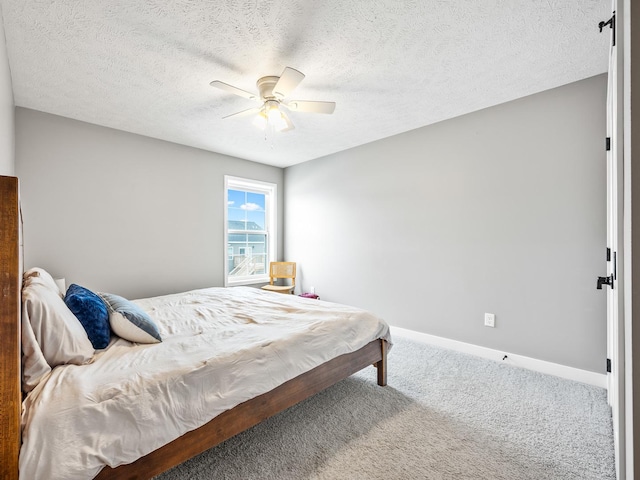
(19, 287, 390, 480)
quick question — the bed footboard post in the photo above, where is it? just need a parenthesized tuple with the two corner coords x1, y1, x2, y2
(0, 176, 21, 480)
(376, 340, 387, 386)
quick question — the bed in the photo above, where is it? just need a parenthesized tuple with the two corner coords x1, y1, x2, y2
(0, 175, 390, 480)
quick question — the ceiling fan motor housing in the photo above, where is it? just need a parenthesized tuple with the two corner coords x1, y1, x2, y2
(257, 76, 281, 101)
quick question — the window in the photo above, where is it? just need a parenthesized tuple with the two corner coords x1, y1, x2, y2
(224, 176, 277, 286)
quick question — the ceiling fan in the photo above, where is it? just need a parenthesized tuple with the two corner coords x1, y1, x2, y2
(210, 67, 336, 133)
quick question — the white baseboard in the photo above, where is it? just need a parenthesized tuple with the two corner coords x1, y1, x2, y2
(390, 326, 607, 389)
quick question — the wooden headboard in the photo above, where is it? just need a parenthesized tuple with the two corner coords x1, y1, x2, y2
(0, 175, 21, 480)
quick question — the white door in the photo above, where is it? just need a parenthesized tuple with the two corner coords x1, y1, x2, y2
(603, 5, 623, 478)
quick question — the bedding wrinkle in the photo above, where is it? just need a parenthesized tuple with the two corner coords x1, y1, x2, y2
(19, 286, 391, 480)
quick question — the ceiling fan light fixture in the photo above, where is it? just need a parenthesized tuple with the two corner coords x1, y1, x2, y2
(251, 102, 288, 133)
(264, 100, 288, 132)
(252, 111, 267, 130)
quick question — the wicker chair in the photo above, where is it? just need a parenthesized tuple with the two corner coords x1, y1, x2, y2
(261, 262, 296, 294)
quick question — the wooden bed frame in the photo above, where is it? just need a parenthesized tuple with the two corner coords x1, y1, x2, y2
(0, 175, 388, 480)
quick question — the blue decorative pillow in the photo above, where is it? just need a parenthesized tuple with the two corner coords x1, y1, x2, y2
(98, 292, 162, 344)
(64, 283, 111, 349)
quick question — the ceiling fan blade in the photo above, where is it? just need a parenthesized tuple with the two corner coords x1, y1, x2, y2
(222, 106, 262, 119)
(284, 100, 336, 114)
(272, 67, 305, 99)
(210, 80, 258, 101)
(280, 110, 295, 132)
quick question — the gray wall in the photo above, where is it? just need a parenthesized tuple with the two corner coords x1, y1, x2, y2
(15, 108, 284, 299)
(0, 10, 15, 176)
(285, 74, 607, 373)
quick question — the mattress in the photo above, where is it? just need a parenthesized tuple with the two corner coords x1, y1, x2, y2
(19, 286, 391, 480)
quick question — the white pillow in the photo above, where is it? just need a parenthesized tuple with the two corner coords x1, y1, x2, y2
(23, 267, 64, 298)
(21, 315, 52, 392)
(99, 292, 162, 344)
(22, 282, 94, 370)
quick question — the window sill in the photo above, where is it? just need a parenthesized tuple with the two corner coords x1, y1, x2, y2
(226, 276, 269, 287)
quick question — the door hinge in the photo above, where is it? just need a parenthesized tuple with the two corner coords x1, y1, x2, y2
(607, 358, 612, 373)
(599, 12, 616, 46)
(606, 247, 611, 261)
(606, 137, 611, 151)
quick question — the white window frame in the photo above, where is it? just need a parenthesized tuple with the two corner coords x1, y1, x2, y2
(224, 176, 277, 287)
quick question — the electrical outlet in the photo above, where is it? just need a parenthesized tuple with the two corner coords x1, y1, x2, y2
(484, 313, 495, 328)
(310, 286, 315, 294)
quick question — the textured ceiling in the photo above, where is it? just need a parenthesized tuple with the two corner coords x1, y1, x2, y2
(0, 0, 610, 168)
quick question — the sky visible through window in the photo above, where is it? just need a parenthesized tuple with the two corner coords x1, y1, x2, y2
(228, 189, 266, 230)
